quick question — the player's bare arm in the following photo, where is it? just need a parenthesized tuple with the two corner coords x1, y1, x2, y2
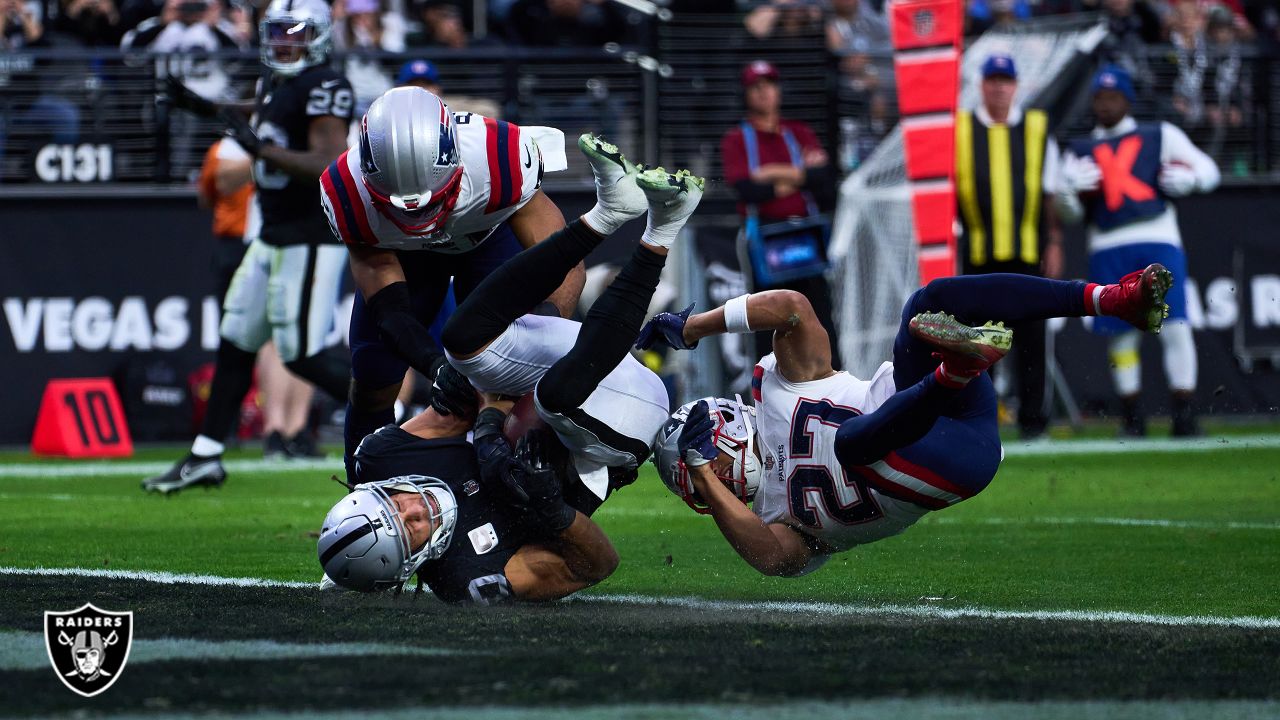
(686, 462, 813, 577)
(347, 245, 407, 301)
(668, 289, 835, 383)
(507, 190, 584, 318)
(503, 513, 620, 601)
(257, 115, 348, 181)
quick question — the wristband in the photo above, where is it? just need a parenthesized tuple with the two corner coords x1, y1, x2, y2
(724, 294, 752, 334)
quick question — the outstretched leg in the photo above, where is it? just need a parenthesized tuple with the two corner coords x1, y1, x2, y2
(441, 135, 647, 358)
(893, 266, 1172, 391)
(537, 168, 704, 413)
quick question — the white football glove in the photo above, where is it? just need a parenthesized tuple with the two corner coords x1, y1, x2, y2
(1158, 163, 1198, 197)
(1061, 154, 1102, 194)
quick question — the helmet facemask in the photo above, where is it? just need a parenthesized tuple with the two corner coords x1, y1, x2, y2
(357, 90, 466, 238)
(662, 397, 762, 514)
(319, 475, 457, 592)
(259, 9, 331, 76)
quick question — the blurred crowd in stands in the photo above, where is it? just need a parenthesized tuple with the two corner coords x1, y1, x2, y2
(4, 0, 1280, 181)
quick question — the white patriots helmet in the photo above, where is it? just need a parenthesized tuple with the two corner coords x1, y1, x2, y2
(259, 0, 332, 77)
(653, 397, 762, 514)
(317, 475, 457, 592)
(357, 86, 464, 237)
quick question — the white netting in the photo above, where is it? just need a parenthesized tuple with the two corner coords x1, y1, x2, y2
(829, 19, 1107, 377)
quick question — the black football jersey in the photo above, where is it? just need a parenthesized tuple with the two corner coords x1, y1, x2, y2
(252, 65, 354, 246)
(352, 425, 541, 605)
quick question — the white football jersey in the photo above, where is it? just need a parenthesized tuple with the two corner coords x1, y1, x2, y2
(751, 354, 931, 555)
(321, 112, 553, 254)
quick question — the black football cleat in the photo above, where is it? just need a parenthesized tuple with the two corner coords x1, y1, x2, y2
(142, 453, 227, 494)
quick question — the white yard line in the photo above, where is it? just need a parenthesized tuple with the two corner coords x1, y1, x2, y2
(3, 566, 1277, 630)
(1001, 434, 1280, 456)
(22, 700, 1280, 720)
(0, 631, 467, 672)
(926, 516, 1280, 531)
(0, 458, 340, 478)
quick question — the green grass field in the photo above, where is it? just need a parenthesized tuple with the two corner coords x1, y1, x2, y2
(2, 437, 1278, 718)
(3, 442, 1278, 617)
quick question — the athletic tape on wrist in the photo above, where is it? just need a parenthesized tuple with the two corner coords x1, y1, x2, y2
(724, 294, 752, 334)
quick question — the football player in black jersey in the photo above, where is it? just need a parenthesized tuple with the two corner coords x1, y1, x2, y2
(321, 395, 621, 604)
(145, 0, 354, 493)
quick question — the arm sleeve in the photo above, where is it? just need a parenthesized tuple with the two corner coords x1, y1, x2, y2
(1042, 136, 1061, 195)
(1053, 147, 1084, 224)
(1160, 121, 1221, 193)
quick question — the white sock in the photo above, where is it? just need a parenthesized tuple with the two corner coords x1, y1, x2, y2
(1160, 321, 1197, 392)
(581, 205, 632, 237)
(640, 217, 683, 250)
(191, 435, 225, 458)
(1108, 332, 1142, 396)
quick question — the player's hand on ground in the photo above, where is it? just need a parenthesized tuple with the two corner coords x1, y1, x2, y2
(159, 75, 218, 118)
(1158, 163, 1197, 197)
(218, 108, 266, 157)
(428, 357, 479, 419)
(509, 429, 576, 534)
(678, 400, 719, 468)
(1061, 154, 1101, 194)
(635, 303, 697, 351)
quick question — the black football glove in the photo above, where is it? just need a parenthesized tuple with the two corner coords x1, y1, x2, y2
(159, 75, 219, 118)
(218, 107, 266, 157)
(427, 356, 478, 419)
(507, 429, 577, 535)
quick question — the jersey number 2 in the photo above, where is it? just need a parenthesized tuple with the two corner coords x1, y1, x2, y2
(788, 399, 883, 527)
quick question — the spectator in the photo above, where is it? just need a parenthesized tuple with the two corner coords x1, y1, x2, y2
(1169, 0, 1210, 126)
(396, 58, 501, 117)
(1099, 0, 1165, 87)
(120, 0, 244, 102)
(0, 0, 80, 177)
(406, 0, 498, 48)
(826, 0, 889, 51)
(744, 0, 825, 41)
(504, 0, 626, 47)
(954, 54, 1063, 439)
(51, 0, 123, 45)
(966, 0, 1031, 35)
(333, 0, 404, 115)
(720, 60, 841, 367)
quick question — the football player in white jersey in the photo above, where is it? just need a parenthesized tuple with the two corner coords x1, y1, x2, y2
(437, 135, 703, 512)
(643, 265, 1174, 576)
(319, 86, 583, 480)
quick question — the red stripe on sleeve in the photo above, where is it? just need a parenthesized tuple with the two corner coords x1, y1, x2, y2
(319, 164, 352, 244)
(484, 117, 503, 214)
(333, 151, 377, 245)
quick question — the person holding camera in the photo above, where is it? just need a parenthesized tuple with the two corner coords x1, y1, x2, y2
(719, 59, 841, 367)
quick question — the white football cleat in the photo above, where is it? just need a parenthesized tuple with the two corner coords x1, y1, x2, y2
(579, 133, 646, 236)
(637, 167, 704, 249)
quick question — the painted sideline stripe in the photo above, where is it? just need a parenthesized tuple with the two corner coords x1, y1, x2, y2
(21, 700, 1280, 720)
(928, 516, 1280, 531)
(1002, 434, 1280, 456)
(0, 458, 340, 478)
(0, 631, 465, 672)
(4, 567, 1277, 630)
(3, 435, 1278, 479)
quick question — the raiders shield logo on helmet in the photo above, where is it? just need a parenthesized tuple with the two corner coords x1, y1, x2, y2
(44, 604, 133, 697)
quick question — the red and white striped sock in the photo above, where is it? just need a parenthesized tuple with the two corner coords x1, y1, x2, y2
(934, 364, 971, 389)
(1083, 282, 1105, 315)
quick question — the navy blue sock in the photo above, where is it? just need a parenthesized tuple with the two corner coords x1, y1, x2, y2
(907, 274, 1089, 326)
(834, 373, 957, 467)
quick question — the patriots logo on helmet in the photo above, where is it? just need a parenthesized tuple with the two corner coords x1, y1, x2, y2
(359, 117, 379, 176)
(436, 114, 458, 168)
